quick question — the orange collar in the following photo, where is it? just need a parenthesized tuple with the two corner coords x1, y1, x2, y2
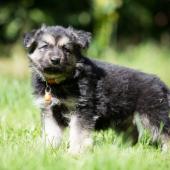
(46, 78, 59, 85)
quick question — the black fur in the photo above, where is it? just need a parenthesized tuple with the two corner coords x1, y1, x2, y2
(24, 25, 170, 148)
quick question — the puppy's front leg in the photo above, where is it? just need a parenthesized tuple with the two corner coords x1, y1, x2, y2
(69, 115, 94, 154)
(41, 108, 63, 148)
(68, 78, 96, 154)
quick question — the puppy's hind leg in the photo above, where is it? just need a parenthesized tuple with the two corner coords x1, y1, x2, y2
(137, 112, 170, 152)
(115, 116, 139, 145)
(136, 83, 170, 151)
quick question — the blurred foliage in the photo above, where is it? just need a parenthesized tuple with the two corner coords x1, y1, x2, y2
(117, 0, 170, 46)
(90, 0, 122, 56)
(0, 0, 169, 57)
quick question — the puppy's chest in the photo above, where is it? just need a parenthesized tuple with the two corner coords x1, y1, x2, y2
(62, 96, 77, 111)
(51, 84, 79, 111)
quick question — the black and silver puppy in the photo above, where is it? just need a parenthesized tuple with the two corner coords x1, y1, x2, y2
(24, 25, 170, 154)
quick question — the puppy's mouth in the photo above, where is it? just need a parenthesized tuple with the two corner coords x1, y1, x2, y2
(43, 66, 65, 74)
(30, 59, 74, 83)
(43, 66, 73, 83)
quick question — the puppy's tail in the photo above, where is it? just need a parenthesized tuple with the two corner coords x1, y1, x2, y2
(167, 89, 170, 108)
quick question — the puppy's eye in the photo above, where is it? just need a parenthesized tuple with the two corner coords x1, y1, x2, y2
(62, 45, 72, 53)
(38, 42, 49, 49)
(38, 44, 48, 49)
(39, 45, 48, 49)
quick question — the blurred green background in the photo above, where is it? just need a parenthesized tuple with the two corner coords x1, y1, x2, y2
(0, 0, 169, 56)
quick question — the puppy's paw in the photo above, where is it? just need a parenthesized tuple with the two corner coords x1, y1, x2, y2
(162, 143, 170, 153)
(43, 135, 62, 148)
(45, 137, 61, 148)
(68, 145, 81, 155)
(68, 137, 93, 155)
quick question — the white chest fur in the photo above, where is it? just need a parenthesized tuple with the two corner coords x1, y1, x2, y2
(35, 95, 77, 112)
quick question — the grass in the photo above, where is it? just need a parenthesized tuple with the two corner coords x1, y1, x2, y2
(0, 42, 170, 170)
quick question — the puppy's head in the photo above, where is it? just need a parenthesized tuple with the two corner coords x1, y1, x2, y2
(23, 25, 91, 81)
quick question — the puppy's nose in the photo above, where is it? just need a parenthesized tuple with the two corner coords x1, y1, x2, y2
(51, 57, 60, 65)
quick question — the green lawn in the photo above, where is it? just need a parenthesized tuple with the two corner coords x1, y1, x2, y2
(0, 42, 170, 170)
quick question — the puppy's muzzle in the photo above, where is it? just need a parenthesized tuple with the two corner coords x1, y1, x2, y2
(51, 57, 60, 65)
(49, 49, 66, 65)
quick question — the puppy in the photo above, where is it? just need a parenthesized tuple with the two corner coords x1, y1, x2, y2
(24, 25, 170, 154)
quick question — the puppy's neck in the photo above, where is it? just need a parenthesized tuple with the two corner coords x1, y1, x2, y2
(43, 72, 71, 85)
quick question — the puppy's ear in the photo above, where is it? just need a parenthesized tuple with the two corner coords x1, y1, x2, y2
(23, 30, 37, 48)
(68, 27, 91, 49)
(23, 25, 46, 49)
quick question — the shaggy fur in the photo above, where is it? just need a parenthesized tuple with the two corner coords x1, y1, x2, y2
(24, 25, 170, 153)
